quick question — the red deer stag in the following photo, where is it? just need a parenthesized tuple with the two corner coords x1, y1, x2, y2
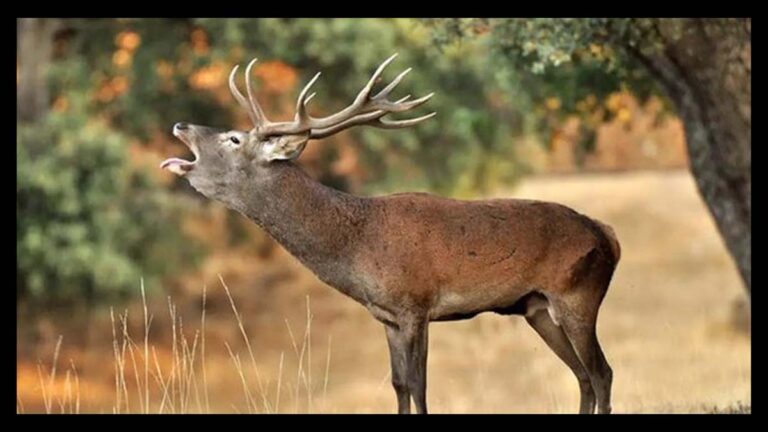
(162, 54, 621, 414)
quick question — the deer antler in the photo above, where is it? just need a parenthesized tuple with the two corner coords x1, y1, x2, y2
(227, 54, 435, 140)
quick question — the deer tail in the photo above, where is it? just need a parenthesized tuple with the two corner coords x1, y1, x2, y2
(595, 220, 621, 264)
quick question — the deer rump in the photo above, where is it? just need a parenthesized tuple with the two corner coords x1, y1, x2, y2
(355, 193, 621, 323)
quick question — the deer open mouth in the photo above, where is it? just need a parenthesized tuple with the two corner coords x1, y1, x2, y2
(161, 124, 200, 175)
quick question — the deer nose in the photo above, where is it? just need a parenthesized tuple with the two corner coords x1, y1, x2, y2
(174, 122, 189, 131)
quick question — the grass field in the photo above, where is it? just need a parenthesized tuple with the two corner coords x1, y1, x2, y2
(17, 169, 750, 414)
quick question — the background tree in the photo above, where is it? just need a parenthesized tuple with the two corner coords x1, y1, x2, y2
(425, 18, 751, 295)
(17, 18, 206, 304)
(18, 18, 61, 122)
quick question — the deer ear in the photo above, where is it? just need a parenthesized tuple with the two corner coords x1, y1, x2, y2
(259, 135, 309, 161)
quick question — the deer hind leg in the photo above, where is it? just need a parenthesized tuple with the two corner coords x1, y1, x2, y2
(525, 307, 596, 414)
(553, 295, 613, 414)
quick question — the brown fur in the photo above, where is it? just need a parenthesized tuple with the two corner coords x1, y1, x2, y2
(170, 123, 621, 414)
(353, 193, 619, 322)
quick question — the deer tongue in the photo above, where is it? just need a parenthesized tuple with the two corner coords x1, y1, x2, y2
(160, 157, 195, 175)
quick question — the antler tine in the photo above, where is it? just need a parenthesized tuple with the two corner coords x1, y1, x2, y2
(309, 110, 436, 140)
(342, 91, 427, 118)
(256, 54, 434, 139)
(245, 58, 268, 125)
(373, 67, 411, 100)
(299, 53, 400, 130)
(309, 96, 436, 138)
(381, 92, 434, 113)
(308, 110, 387, 139)
(296, 72, 322, 121)
(373, 112, 437, 129)
(228, 65, 260, 125)
(306, 87, 434, 139)
(351, 93, 421, 117)
(355, 52, 399, 104)
(257, 54, 401, 136)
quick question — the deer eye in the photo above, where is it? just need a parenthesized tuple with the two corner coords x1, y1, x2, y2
(229, 136, 241, 145)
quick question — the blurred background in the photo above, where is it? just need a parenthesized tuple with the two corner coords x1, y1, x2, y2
(17, 18, 750, 413)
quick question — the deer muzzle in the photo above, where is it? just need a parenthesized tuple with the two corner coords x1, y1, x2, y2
(161, 123, 200, 175)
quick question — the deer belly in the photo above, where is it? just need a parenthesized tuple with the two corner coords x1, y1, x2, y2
(430, 287, 529, 321)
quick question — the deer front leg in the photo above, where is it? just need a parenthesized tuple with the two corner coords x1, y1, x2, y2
(404, 319, 429, 414)
(385, 325, 411, 413)
(385, 318, 429, 414)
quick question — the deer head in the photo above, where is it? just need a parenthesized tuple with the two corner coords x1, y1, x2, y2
(161, 54, 435, 206)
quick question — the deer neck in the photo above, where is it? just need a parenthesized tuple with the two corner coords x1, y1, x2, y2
(233, 162, 371, 282)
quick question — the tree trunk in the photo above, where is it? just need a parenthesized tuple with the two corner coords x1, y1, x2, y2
(625, 18, 751, 295)
(17, 18, 60, 123)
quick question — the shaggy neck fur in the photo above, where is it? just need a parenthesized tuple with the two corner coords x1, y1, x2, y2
(231, 161, 372, 283)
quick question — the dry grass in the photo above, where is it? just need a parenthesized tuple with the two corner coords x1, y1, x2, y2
(21, 278, 328, 414)
(17, 169, 750, 414)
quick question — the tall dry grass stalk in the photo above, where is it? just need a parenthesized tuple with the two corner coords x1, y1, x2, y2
(141, 278, 150, 414)
(219, 274, 272, 413)
(323, 334, 332, 408)
(19, 276, 332, 414)
(32, 335, 81, 414)
(200, 284, 210, 413)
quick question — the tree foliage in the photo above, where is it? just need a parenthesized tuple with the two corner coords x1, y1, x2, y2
(424, 19, 667, 143)
(425, 18, 751, 293)
(17, 110, 203, 303)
